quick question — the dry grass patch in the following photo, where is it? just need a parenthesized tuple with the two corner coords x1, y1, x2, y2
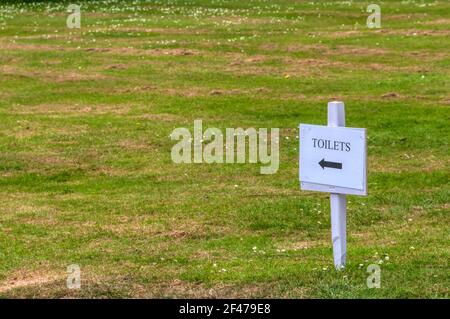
(420, 18, 450, 26)
(332, 45, 389, 56)
(374, 28, 450, 37)
(116, 85, 207, 97)
(115, 84, 269, 98)
(11, 103, 135, 115)
(97, 216, 217, 239)
(1, 120, 88, 139)
(0, 41, 68, 52)
(139, 279, 281, 298)
(0, 268, 65, 294)
(283, 57, 350, 75)
(225, 55, 344, 77)
(7, 152, 81, 171)
(117, 138, 151, 151)
(0, 65, 106, 83)
(404, 50, 449, 62)
(86, 46, 201, 57)
(133, 113, 185, 122)
(113, 26, 213, 35)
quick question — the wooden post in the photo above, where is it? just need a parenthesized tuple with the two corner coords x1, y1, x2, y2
(327, 101, 347, 269)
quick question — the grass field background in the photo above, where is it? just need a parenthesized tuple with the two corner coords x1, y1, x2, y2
(0, 0, 448, 298)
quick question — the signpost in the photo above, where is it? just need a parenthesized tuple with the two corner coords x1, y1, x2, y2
(299, 101, 367, 268)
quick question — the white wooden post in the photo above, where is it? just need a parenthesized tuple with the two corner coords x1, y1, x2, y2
(328, 101, 347, 269)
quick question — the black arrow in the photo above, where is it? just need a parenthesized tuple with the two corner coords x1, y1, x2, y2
(319, 158, 342, 170)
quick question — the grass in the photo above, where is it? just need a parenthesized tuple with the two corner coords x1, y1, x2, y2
(0, 0, 449, 298)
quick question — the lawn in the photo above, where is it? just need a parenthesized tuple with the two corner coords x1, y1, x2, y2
(0, 0, 448, 298)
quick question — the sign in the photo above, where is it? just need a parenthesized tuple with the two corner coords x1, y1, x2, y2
(298, 101, 368, 269)
(299, 124, 367, 195)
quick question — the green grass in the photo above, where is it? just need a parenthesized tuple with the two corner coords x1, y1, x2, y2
(0, 0, 448, 298)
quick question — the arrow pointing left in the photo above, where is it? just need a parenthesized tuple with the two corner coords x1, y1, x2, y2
(319, 158, 342, 170)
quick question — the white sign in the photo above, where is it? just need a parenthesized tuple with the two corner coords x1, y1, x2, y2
(299, 124, 367, 196)
(299, 101, 368, 269)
